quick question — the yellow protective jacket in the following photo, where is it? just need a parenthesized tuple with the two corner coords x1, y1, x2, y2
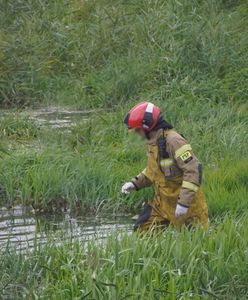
(132, 129, 208, 229)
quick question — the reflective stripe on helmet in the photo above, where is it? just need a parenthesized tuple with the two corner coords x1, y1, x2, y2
(175, 144, 192, 158)
(146, 102, 154, 113)
(142, 102, 155, 129)
(182, 181, 199, 192)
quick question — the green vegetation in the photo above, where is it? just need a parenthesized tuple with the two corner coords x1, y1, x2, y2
(0, 0, 248, 109)
(0, 0, 248, 299)
(1, 215, 248, 299)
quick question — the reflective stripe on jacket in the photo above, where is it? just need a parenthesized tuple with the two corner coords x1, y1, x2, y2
(132, 129, 203, 207)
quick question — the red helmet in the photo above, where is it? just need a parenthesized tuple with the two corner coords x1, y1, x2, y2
(124, 102, 161, 132)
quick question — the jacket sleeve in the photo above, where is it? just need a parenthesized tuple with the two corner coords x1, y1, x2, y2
(131, 168, 152, 190)
(169, 135, 203, 207)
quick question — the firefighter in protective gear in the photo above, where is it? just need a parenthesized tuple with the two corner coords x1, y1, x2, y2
(122, 102, 208, 231)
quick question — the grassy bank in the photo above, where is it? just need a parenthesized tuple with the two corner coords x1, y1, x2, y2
(1, 215, 248, 299)
(0, 0, 248, 109)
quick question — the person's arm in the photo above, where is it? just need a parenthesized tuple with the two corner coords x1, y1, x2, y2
(131, 168, 152, 190)
(121, 168, 152, 194)
(169, 135, 202, 208)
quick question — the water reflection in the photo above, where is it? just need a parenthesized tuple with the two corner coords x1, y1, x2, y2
(0, 206, 132, 251)
(29, 107, 95, 129)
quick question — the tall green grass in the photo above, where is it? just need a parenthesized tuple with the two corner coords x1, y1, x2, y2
(1, 215, 248, 299)
(0, 0, 247, 108)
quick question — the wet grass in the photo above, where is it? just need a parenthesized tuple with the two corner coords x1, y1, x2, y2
(1, 214, 248, 299)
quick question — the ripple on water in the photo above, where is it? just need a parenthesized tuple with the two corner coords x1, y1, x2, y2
(0, 206, 132, 252)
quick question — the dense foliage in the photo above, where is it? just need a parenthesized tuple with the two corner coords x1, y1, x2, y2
(0, 0, 247, 109)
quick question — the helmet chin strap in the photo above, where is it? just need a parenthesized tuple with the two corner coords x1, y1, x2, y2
(144, 128, 159, 140)
(145, 131, 150, 140)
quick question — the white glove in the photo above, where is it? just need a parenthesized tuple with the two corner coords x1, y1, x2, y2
(175, 204, 188, 217)
(121, 182, 136, 194)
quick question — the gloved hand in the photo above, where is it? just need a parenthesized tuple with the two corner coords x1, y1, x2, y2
(121, 182, 136, 194)
(175, 204, 188, 217)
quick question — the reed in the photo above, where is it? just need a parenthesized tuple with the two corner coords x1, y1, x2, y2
(1, 214, 248, 299)
(0, 0, 247, 108)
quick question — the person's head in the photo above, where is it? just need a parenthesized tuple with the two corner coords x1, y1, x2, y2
(124, 102, 173, 139)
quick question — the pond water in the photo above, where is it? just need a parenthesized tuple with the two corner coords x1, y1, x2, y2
(1, 106, 98, 130)
(29, 107, 95, 129)
(0, 207, 133, 251)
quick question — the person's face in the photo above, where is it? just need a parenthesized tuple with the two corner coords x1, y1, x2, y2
(134, 128, 146, 139)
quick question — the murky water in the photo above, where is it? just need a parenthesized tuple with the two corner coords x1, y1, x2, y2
(29, 107, 95, 129)
(0, 207, 132, 251)
(1, 106, 99, 130)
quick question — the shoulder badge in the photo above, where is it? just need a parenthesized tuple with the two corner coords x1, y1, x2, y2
(180, 151, 193, 163)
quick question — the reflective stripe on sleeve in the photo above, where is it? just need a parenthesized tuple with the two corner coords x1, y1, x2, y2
(142, 168, 151, 179)
(175, 144, 192, 158)
(182, 181, 199, 192)
(160, 159, 173, 167)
